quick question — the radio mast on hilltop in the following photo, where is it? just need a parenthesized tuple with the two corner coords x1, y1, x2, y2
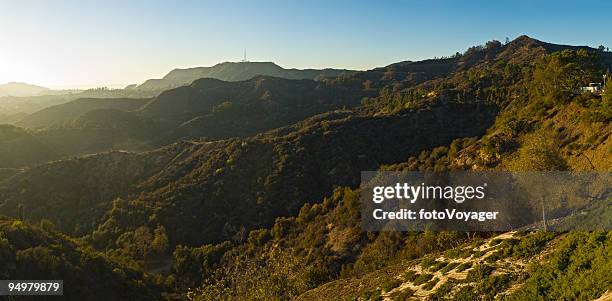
(241, 49, 249, 62)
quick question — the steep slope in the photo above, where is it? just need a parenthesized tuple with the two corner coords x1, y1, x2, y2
(107, 102, 497, 246)
(0, 217, 161, 301)
(6, 76, 368, 167)
(138, 75, 367, 141)
(296, 231, 612, 301)
(18, 98, 150, 128)
(0, 101, 496, 240)
(0, 112, 28, 124)
(0, 124, 60, 168)
(25, 107, 166, 158)
(134, 61, 356, 91)
(0, 147, 178, 235)
(178, 37, 612, 300)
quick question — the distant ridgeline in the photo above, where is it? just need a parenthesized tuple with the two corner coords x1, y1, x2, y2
(0, 62, 356, 120)
(0, 82, 50, 97)
(130, 61, 357, 91)
(2, 75, 370, 168)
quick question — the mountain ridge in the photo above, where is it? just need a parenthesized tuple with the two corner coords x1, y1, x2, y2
(132, 61, 357, 91)
(0, 82, 50, 97)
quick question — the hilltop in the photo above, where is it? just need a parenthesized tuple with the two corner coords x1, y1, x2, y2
(132, 61, 356, 91)
(0, 82, 50, 97)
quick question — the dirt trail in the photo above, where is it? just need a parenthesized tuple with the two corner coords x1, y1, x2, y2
(593, 291, 612, 301)
(382, 232, 522, 300)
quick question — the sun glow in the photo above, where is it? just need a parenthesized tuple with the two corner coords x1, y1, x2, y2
(0, 56, 38, 85)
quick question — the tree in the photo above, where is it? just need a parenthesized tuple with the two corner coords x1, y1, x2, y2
(530, 49, 601, 102)
(151, 225, 169, 256)
(605, 76, 612, 102)
(507, 133, 567, 171)
(116, 226, 153, 260)
(39, 219, 56, 232)
(508, 134, 571, 231)
(485, 40, 502, 50)
(17, 204, 25, 221)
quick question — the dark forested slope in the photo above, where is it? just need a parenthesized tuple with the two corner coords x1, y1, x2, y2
(0, 217, 161, 301)
(18, 98, 150, 128)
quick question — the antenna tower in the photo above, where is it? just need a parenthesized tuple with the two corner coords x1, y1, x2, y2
(242, 49, 248, 62)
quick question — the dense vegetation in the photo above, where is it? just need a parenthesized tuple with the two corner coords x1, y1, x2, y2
(0, 36, 610, 300)
(0, 217, 161, 301)
(507, 231, 611, 300)
(0, 76, 370, 168)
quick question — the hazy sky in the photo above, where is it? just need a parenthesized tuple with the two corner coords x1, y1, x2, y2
(1, 0, 610, 88)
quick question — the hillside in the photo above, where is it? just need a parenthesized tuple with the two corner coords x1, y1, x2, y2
(134, 61, 356, 91)
(296, 231, 611, 301)
(3, 76, 369, 168)
(0, 36, 610, 300)
(0, 98, 156, 167)
(0, 124, 60, 168)
(0, 89, 155, 118)
(0, 101, 496, 238)
(18, 98, 150, 128)
(138, 75, 368, 141)
(173, 36, 612, 300)
(0, 148, 178, 235)
(0, 217, 162, 301)
(0, 63, 355, 118)
(0, 82, 50, 97)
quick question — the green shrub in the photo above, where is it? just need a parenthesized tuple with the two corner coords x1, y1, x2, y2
(510, 232, 557, 258)
(429, 279, 459, 300)
(507, 232, 611, 300)
(420, 257, 437, 269)
(470, 238, 485, 248)
(390, 288, 414, 301)
(452, 285, 479, 301)
(455, 262, 472, 272)
(403, 270, 418, 282)
(361, 288, 381, 300)
(439, 262, 460, 274)
(466, 264, 495, 282)
(422, 277, 439, 290)
(471, 250, 485, 258)
(381, 278, 403, 292)
(429, 260, 449, 272)
(490, 238, 502, 246)
(479, 274, 513, 297)
(444, 247, 471, 259)
(413, 273, 434, 285)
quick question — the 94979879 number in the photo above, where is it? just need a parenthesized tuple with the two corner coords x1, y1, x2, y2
(1, 280, 63, 296)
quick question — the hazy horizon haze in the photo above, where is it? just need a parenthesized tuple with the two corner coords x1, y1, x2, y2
(1, 0, 610, 88)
